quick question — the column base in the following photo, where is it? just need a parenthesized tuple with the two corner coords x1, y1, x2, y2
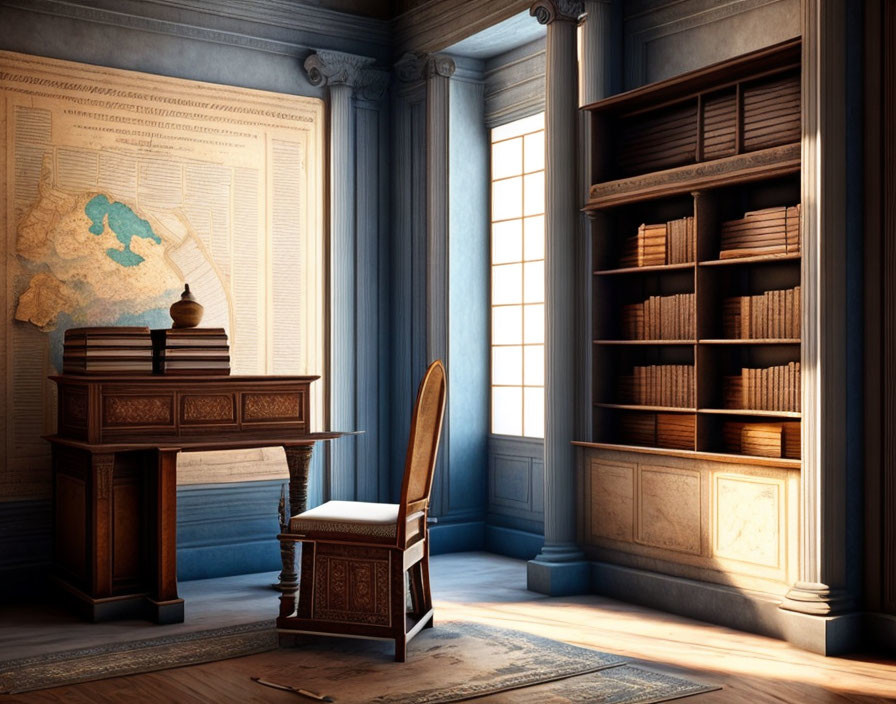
(778, 606, 862, 655)
(780, 581, 856, 616)
(527, 557, 590, 596)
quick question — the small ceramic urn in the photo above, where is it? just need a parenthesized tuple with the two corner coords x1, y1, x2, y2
(170, 284, 204, 328)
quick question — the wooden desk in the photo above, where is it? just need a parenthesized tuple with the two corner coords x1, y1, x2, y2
(46, 374, 335, 624)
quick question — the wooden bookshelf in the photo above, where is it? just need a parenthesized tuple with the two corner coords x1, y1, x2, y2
(585, 39, 802, 465)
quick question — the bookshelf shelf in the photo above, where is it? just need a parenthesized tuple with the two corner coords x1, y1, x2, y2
(595, 403, 696, 413)
(594, 340, 696, 346)
(584, 39, 802, 467)
(698, 408, 802, 419)
(572, 441, 802, 470)
(594, 262, 694, 276)
(699, 252, 801, 267)
(699, 339, 800, 345)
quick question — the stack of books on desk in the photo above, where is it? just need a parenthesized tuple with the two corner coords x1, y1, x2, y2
(151, 328, 230, 375)
(63, 327, 153, 375)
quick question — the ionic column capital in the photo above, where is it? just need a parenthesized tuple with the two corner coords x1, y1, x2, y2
(304, 50, 375, 89)
(394, 52, 456, 83)
(530, 0, 585, 24)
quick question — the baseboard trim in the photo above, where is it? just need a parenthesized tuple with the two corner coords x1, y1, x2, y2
(485, 525, 543, 560)
(428, 521, 485, 554)
(590, 560, 868, 655)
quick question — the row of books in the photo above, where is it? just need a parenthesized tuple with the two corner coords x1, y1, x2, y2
(618, 365, 695, 408)
(621, 293, 695, 340)
(62, 327, 230, 376)
(722, 286, 801, 339)
(719, 204, 801, 259)
(618, 216, 695, 268)
(618, 412, 695, 450)
(723, 420, 800, 459)
(723, 362, 801, 412)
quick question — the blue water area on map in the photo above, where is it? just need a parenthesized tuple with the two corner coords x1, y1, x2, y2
(85, 194, 161, 267)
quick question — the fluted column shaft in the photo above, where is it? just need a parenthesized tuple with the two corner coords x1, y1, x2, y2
(304, 50, 378, 501)
(579, 0, 621, 107)
(780, 0, 854, 617)
(531, 0, 586, 572)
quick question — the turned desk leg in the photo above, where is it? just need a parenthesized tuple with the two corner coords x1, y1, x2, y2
(274, 444, 314, 592)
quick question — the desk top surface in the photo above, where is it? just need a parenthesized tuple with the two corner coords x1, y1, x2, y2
(51, 374, 320, 384)
(44, 430, 355, 453)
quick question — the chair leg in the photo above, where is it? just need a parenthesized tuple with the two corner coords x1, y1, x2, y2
(391, 552, 408, 662)
(420, 550, 434, 629)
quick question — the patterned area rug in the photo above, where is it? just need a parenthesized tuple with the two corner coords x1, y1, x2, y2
(0, 620, 277, 694)
(268, 622, 718, 704)
(0, 620, 719, 702)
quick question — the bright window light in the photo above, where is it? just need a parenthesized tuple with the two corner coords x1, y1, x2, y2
(490, 113, 545, 438)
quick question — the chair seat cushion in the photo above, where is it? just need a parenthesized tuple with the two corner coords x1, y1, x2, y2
(289, 500, 399, 538)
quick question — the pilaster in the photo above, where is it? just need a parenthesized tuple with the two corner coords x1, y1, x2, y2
(304, 50, 381, 501)
(425, 54, 455, 518)
(777, 0, 859, 652)
(578, 0, 621, 107)
(526, 0, 590, 596)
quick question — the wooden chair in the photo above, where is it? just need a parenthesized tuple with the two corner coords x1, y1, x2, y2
(276, 360, 447, 662)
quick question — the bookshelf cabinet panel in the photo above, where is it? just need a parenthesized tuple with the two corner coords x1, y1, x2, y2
(580, 39, 802, 588)
(578, 446, 798, 592)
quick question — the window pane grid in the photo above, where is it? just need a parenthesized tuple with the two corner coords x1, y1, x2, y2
(490, 113, 545, 439)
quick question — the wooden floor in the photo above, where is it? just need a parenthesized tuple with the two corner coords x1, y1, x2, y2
(3, 552, 896, 703)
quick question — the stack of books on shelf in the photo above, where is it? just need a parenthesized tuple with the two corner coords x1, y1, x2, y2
(722, 361, 800, 411)
(619, 365, 695, 407)
(617, 217, 694, 268)
(621, 293, 695, 339)
(63, 327, 153, 375)
(617, 412, 695, 450)
(619, 223, 666, 267)
(722, 286, 801, 338)
(722, 420, 800, 459)
(718, 204, 801, 259)
(619, 411, 657, 446)
(151, 328, 230, 375)
(656, 413, 695, 450)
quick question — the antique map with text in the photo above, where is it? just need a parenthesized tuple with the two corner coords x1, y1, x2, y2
(0, 51, 324, 498)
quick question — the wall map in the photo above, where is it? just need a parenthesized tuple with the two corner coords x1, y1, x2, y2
(0, 51, 324, 499)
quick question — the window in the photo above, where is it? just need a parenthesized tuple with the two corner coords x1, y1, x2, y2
(490, 113, 545, 438)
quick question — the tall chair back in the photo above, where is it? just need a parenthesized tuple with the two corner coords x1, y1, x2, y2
(397, 360, 447, 538)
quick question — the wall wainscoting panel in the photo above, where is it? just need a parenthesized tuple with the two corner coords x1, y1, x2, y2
(175, 480, 286, 581)
(0, 499, 53, 598)
(488, 435, 545, 536)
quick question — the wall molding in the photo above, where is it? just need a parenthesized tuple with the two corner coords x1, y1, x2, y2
(392, 0, 531, 55)
(0, 0, 390, 62)
(622, 0, 798, 88)
(484, 38, 545, 127)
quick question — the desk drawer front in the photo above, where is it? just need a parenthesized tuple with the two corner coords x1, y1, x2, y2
(181, 394, 236, 424)
(104, 394, 174, 427)
(242, 392, 305, 423)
